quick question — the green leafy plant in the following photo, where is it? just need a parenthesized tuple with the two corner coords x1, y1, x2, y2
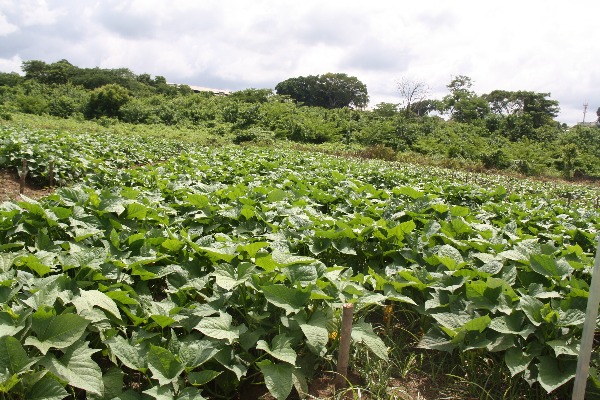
(0, 129, 599, 398)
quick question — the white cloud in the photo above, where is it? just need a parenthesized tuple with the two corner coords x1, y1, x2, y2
(0, 13, 18, 35)
(0, 0, 64, 27)
(0, 54, 22, 72)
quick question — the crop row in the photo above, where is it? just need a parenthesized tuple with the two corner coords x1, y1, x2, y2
(0, 125, 189, 186)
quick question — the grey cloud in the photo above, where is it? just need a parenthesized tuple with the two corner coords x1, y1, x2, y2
(0, 32, 32, 59)
(181, 71, 269, 92)
(0, 1, 101, 65)
(92, 2, 222, 41)
(553, 87, 600, 121)
(340, 39, 410, 72)
(0, 29, 68, 64)
(95, 9, 159, 40)
(293, 8, 368, 47)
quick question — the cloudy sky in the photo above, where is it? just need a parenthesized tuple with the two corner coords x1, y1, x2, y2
(0, 0, 598, 124)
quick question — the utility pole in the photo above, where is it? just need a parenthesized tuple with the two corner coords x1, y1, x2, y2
(583, 102, 588, 123)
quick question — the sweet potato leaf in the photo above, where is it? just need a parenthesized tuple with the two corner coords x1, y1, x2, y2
(41, 340, 104, 395)
(26, 309, 89, 354)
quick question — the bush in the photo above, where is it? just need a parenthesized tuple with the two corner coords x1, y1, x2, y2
(0, 106, 12, 120)
(510, 159, 533, 175)
(47, 84, 89, 118)
(96, 116, 118, 127)
(561, 143, 579, 180)
(85, 84, 131, 119)
(120, 98, 153, 124)
(233, 128, 275, 145)
(356, 145, 396, 161)
(481, 148, 511, 169)
(16, 94, 49, 115)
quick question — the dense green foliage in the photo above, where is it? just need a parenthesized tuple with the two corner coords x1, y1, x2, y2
(1, 125, 600, 398)
(274, 73, 369, 109)
(2, 60, 600, 180)
(85, 84, 132, 119)
(0, 125, 188, 185)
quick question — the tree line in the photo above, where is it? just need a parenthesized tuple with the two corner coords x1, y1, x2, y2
(0, 59, 599, 179)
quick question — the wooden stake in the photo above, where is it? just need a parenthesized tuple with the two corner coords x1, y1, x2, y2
(49, 160, 54, 189)
(19, 159, 27, 194)
(335, 303, 354, 389)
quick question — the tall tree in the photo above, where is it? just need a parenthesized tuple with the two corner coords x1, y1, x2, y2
(274, 75, 320, 106)
(21, 59, 75, 85)
(45, 59, 75, 85)
(442, 75, 489, 123)
(21, 60, 49, 81)
(396, 78, 429, 116)
(485, 90, 559, 128)
(410, 99, 440, 116)
(519, 91, 559, 128)
(275, 73, 368, 109)
(318, 73, 369, 109)
(485, 90, 522, 116)
(71, 67, 137, 90)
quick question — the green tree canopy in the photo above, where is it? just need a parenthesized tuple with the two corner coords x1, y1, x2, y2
(229, 88, 273, 103)
(441, 75, 489, 123)
(21, 59, 75, 85)
(485, 90, 559, 128)
(275, 73, 368, 109)
(21, 60, 49, 81)
(0, 72, 24, 87)
(71, 67, 136, 90)
(274, 75, 319, 106)
(410, 99, 440, 117)
(372, 102, 400, 118)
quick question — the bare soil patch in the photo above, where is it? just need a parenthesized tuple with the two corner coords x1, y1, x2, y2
(0, 169, 53, 202)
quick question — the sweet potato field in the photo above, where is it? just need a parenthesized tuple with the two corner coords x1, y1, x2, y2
(1, 125, 600, 399)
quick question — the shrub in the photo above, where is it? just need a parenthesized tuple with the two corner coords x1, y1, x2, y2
(561, 143, 579, 180)
(120, 98, 153, 124)
(85, 84, 131, 119)
(233, 128, 275, 145)
(48, 84, 89, 118)
(0, 106, 12, 120)
(481, 148, 511, 169)
(356, 145, 396, 161)
(16, 94, 49, 115)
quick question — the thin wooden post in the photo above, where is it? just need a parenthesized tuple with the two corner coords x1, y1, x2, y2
(49, 160, 54, 189)
(335, 303, 354, 389)
(19, 159, 27, 194)
(572, 237, 600, 399)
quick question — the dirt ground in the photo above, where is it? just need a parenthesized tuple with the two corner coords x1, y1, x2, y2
(0, 169, 53, 202)
(235, 370, 436, 400)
